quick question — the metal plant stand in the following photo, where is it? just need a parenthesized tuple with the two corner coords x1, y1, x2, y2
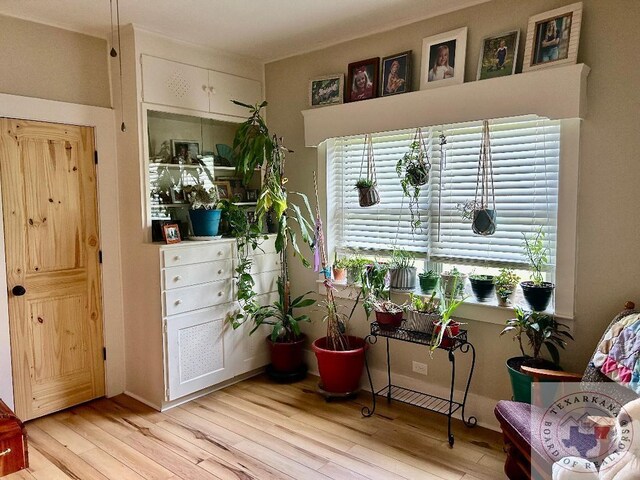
(361, 321, 477, 447)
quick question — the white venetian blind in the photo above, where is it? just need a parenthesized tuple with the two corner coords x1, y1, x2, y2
(328, 115, 559, 269)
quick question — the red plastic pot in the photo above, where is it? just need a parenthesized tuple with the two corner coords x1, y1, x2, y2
(433, 321, 461, 348)
(267, 334, 306, 373)
(312, 336, 367, 394)
(375, 310, 403, 330)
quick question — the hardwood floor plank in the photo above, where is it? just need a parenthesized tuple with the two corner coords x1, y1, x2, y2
(317, 462, 371, 480)
(32, 415, 96, 454)
(80, 448, 147, 480)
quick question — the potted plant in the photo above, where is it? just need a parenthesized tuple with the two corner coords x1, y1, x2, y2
(371, 300, 404, 331)
(406, 292, 439, 332)
(431, 284, 466, 349)
(521, 227, 554, 311)
(418, 269, 439, 294)
(388, 248, 416, 290)
(345, 256, 370, 285)
(361, 262, 389, 316)
(184, 183, 222, 236)
(396, 129, 431, 232)
(355, 178, 380, 208)
(500, 307, 573, 403)
(469, 274, 495, 302)
(440, 267, 467, 298)
(332, 254, 349, 283)
(495, 268, 520, 307)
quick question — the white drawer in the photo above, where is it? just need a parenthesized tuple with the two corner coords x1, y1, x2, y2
(250, 253, 280, 274)
(162, 242, 233, 267)
(164, 279, 234, 316)
(253, 271, 279, 295)
(250, 235, 277, 255)
(163, 260, 233, 290)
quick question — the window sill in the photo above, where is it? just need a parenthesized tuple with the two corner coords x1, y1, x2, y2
(316, 279, 571, 326)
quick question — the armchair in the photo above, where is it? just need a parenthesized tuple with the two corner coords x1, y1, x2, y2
(495, 302, 638, 480)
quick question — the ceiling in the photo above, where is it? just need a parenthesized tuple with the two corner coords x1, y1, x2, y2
(0, 0, 489, 62)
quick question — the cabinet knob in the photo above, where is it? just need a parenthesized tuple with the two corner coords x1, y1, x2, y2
(209, 87, 216, 95)
(217, 251, 223, 256)
(217, 269, 223, 275)
(174, 299, 182, 306)
(173, 255, 181, 261)
(202, 84, 208, 92)
(217, 291, 223, 297)
(173, 275, 182, 282)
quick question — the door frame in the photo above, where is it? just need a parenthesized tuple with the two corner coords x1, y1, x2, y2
(0, 93, 125, 411)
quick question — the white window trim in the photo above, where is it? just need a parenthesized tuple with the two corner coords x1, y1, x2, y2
(317, 117, 580, 324)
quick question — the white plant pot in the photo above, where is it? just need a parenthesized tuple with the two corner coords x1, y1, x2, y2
(389, 267, 416, 290)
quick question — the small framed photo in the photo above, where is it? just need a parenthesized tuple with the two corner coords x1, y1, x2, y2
(523, 2, 582, 72)
(346, 57, 380, 103)
(246, 190, 258, 202)
(162, 223, 181, 244)
(171, 139, 201, 164)
(309, 74, 344, 107)
(214, 181, 232, 200)
(420, 27, 467, 90)
(381, 51, 411, 96)
(477, 30, 520, 80)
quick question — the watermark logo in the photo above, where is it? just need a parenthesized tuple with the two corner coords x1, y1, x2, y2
(537, 384, 633, 475)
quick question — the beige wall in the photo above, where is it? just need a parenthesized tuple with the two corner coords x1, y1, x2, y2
(265, 0, 640, 420)
(0, 15, 111, 107)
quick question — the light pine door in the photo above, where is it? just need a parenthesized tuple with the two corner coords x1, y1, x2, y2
(0, 118, 104, 420)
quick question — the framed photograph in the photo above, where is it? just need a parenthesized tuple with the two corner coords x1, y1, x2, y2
(420, 27, 467, 90)
(246, 190, 258, 202)
(170, 188, 187, 204)
(346, 57, 380, 103)
(162, 223, 181, 244)
(214, 181, 232, 200)
(309, 74, 344, 107)
(523, 2, 582, 72)
(381, 51, 412, 96)
(476, 30, 520, 80)
(171, 139, 201, 164)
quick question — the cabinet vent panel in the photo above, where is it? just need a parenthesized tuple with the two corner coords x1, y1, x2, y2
(178, 320, 223, 382)
(166, 70, 190, 99)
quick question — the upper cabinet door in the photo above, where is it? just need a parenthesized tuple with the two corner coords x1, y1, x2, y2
(208, 70, 262, 117)
(142, 55, 209, 112)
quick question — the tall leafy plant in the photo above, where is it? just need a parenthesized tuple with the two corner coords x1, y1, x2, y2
(522, 226, 549, 285)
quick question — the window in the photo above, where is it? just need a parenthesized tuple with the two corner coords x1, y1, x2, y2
(328, 115, 559, 278)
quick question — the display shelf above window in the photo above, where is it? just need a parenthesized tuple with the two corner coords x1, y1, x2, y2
(302, 64, 589, 147)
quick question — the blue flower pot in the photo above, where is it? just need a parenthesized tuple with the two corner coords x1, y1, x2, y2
(188, 209, 222, 236)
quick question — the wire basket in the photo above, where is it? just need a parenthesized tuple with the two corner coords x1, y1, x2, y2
(405, 311, 441, 334)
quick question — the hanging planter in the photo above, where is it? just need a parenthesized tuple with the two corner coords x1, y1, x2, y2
(469, 120, 497, 235)
(355, 134, 380, 208)
(396, 128, 431, 232)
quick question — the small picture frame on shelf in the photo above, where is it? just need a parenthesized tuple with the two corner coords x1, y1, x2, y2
(381, 51, 411, 96)
(162, 223, 181, 244)
(523, 2, 582, 72)
(170, 188, 187, 204)
(420, 27, 467, 90)
(171, 139, 201, 165)
(476, 30, 520, 80)
(214, 181, 232, 200)
(309, 74, 344, 107)
(246, 190, 258, 202)
(346, 57, 380, 102)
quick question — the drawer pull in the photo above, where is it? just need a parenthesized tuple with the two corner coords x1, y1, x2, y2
(173, 275, 182, 282)
(0, 448, 11, 457)
(217, 251, 223, 256)
(217, 291, 223, 297)
(174, 299, 182, 306)
(217, 269, 224, 275)
(173, 255, 181, 261)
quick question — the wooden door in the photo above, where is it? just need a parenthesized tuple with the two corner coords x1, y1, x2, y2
(0, 118, 104, 420)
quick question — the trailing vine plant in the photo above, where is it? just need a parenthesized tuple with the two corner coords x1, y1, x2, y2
(396, 128, 430, 232)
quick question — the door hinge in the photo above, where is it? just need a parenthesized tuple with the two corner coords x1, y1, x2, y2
(103, 347, 107, 361)
(163, 320, 168, 333)
(94, 150, 98, 165)
(165, 387, 170, 401)
(99, 250, 103, 263)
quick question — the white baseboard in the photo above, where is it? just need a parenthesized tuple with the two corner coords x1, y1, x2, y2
(304, 349, 500, 432)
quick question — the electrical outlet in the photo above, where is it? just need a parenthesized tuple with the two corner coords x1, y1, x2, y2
(412, 361, 428, 376)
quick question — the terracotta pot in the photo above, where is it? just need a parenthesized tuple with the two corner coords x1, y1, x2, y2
(312, 336, 367, 394)
(375, 310, 403, 330)
(433, 321, 461, 348)
(266, 334, 306, 374)
(332, 268, 347, 282)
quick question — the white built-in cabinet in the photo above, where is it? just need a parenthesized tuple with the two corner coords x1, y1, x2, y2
(161, 237, 279, 402)
(142, 55, 262, 117)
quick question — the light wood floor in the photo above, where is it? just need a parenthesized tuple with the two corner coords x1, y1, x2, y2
(7, 375, 506, 480)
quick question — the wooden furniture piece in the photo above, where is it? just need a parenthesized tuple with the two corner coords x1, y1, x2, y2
(494, 302, 638, 480)
(0, 399, 28, 477)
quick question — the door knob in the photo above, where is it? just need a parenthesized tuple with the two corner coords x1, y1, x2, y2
(12, 285, 26, 296)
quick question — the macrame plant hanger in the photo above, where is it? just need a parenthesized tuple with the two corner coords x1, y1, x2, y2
(357, 134, 380, 207)
(472, 119, 497, 235)
(436, 129, 447, 242)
